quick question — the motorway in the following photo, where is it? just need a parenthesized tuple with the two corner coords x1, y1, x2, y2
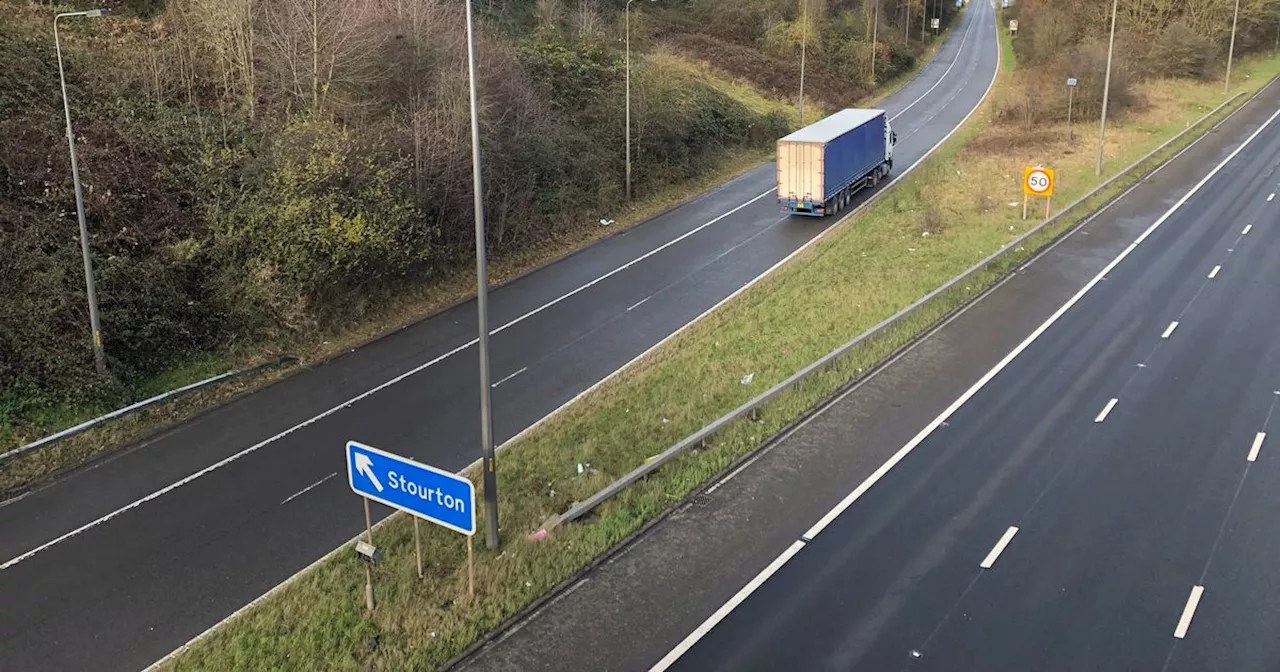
(657, 99, 1280, 671)
(457, 62, 1280, 672)
(0, 2, 997, 670)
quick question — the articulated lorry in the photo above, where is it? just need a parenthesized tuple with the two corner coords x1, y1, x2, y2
(777, 108, 896, 217)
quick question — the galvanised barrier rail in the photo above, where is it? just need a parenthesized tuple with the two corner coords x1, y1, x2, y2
(555, 88, 1252, 528)
(1, 356, 295, 466)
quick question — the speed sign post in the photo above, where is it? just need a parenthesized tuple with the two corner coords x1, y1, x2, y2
(1023, 166, 1055, 220)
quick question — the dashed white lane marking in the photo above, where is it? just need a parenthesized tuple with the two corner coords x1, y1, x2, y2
(647, 32, 1280, 672)
(1268, 193, 1275, 202)
(1174, 585, 1205, 639)
(1209, 265, 1221, 279)
(281, 472, 338, 505)
(980, 526, 1020, 569)
(628, 296, 652, 311)
(0, 191, 785, 572)
(1162, 321, 1180, 339)
(1242, 224, 1253, 235)
(1248, 432, 1266, 462)
(1095, 398, 1120, 423)
(492, 367, 529, 388)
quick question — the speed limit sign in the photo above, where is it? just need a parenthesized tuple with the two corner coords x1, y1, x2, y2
(1023, 166, 1054, 197)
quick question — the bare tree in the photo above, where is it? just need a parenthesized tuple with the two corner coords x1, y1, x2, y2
(172, 0, 258, 118)
(260, 0, 384, 117)
(535, 0, 564, 28)
(577, 0, 604, 41)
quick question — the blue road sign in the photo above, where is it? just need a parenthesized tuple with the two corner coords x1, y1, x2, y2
(346, 441, 476, 536)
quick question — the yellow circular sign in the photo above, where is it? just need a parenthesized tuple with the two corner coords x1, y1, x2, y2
(1024, 166, 1055, 196)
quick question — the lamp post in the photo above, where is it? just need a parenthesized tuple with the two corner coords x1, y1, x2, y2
(626, 0, 655, 201)
(1095, 0, 1118, 176)
(870, 0, 880, 85)
(1225, 0, 1240, 93)
(54, 8, 110, 376)
(463, 0, 500, 550)
(799, 0, 808, 125)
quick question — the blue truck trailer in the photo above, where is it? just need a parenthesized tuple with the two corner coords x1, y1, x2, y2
(777, 108, 896, 217)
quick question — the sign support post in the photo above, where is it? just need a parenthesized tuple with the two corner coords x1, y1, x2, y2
(467, 536, 476, 602)
(1066, 78, 1077, 141)
(363, 497, 376, 612)
(1023, 165, 1055, 222)
(414, 517, 424, 579)
(346, 440, 478, 610)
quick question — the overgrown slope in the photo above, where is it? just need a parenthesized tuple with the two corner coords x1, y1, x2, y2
(1, 0, 947, 447)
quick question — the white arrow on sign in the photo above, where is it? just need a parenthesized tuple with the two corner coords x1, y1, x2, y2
(354, 452, 383, 492)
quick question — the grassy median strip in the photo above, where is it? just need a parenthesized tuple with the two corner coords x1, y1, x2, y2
(163, 40, 1280, 672)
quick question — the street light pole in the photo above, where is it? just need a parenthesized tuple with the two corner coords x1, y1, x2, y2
(799, 0, 808, 126)
(1095, 0, 1118, 176)
(905, 0, 910, 43)
(626, 0, 632, 201)
(1225, 0, 1240, 93)
(463, 0, 500, 550)
(625, 0, 655, 201)
(54, 9, 110, 376)
(871, 0, 879, 85)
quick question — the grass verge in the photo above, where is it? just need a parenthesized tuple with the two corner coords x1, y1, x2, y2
(158, 27, 1280, 672)
(2, 20, 966, 495)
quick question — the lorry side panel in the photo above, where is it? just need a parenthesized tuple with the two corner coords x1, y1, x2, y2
(822, 114, 886, 201)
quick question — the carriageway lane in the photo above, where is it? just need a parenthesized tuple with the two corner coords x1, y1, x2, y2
(661, 89, 1280, 671)
(0, 3, 999, 672)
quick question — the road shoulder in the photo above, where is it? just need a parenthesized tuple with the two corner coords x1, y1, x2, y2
(456, 76, 1280, 672)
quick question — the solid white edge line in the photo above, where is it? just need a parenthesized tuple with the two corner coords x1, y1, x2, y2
(1174, 585, 1205, 639)
(146, 6, 1005, 670)
(887, 1, 978, 123)
(152, 26, 1275, 670)
(1248, 432, 1266, 462)
(648, 13, 1002, 667)
(648, 540, 806, 672)
(794, 71, 1280, 571)
(1162, 321, 1180, 339)
(0, 196, 771, 573)
(1242, 224, 1253, 235)
(1209, 265, 1221, 279)
(280, 472, 338, 505)
(496, 0, 1001, 458)
(979, 526, 1020, 569)
(1095, 398, 1119, 423)
(137, 10, 1002, 667)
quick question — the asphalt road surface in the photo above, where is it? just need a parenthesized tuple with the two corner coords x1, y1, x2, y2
(0, 3, 998, 671)
(653, 81, 1280, 671)
(456, 62, 1280, 672)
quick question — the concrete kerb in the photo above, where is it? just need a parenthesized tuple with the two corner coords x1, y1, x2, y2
(551, 85, 1257, 529)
